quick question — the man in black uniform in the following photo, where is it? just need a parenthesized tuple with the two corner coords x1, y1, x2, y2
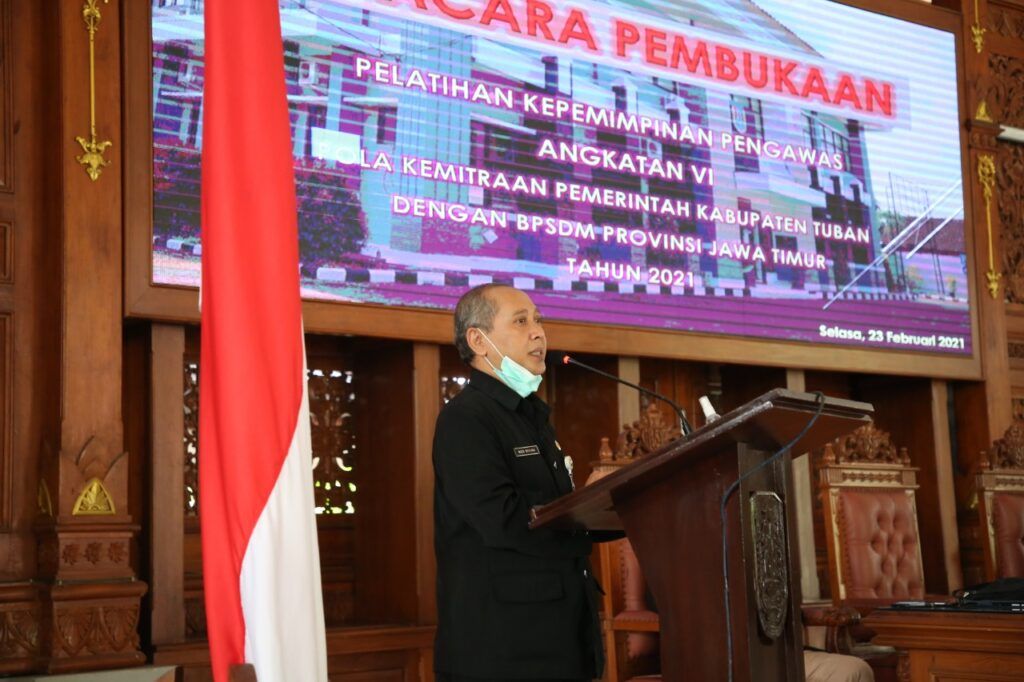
(433, 284, 609, 682)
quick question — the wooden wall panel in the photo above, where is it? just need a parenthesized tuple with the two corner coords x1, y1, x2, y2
(353, 340, 418, 625)
(0, 222, 11, 284)
(548, 353, 619, 489)
(1, 0, 62, 597)
(638, 358, 714, 433)
(148, 323, 184, 646)
(0, 0, 11, 193)
(0, 313, 10, 530)
(718, 364, 787, 413)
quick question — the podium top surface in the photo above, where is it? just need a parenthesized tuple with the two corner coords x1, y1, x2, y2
(529, 388, 872, 532)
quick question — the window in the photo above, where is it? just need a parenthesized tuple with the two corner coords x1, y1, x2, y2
(376, 107, 396, 144)
(613, 85, 627, 112)
(543, 56, 559, 93)
(730, 96, 764, 138)
(731, 96, 763, 172)
(298, 60, 318, 86)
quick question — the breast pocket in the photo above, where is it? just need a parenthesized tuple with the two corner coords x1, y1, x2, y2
(492, 571, 564, 603)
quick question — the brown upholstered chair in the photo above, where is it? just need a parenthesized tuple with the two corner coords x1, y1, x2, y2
(820, 424, 926, 606)
(976, 421, 1024, 580)
(819, 423, 928, 682)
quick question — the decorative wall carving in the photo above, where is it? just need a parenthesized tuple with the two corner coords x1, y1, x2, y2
(56, 435, 127, 519)
(440, 373, 469, 404)
(37, 532, 134, 582)
(53, 604, 140, 658)
(183, 360, 199, 516)
(0, 608, 39, 659)
(71, 478, 116, 515)
(973, 0, 988, 53)
(107, 542, 126, 564)
(988, 55, 1024, 128)
(61, 544, 80, 566)
(73, 0, 113, 181)
(999, 141, 1024, 303)
(989, 4, 1024, 41)
(182, 359, 360, 515)
(184, 595, 206, 640)
(308, 367, 357, 515)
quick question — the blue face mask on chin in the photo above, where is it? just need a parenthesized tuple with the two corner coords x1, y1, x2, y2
(478, 331, 543, 398)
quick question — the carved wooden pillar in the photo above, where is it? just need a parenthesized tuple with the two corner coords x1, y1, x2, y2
(32, 0, 146, 671)
(955, 0, 1013, 458)
(952, 0, 1022, 585)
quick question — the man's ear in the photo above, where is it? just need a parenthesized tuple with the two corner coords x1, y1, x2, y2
(465, 328, 488, 358)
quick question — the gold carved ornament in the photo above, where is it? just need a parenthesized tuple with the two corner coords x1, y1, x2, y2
(976, 100, 992, 123)
(37, 479, 53, 516)
(72, 478, 116, 515)
(75, 0, 112, 181)
(972, 0, 986, 53)
(978, 154, 1000, 298)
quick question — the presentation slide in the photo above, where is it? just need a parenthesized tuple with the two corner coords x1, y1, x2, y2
(151, 0, 971, 355)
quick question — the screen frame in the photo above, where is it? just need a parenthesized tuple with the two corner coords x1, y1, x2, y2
(124, 0, 982, 379)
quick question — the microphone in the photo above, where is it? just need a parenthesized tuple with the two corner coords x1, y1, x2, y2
(560, 353, 694, 436)
(699, 395, 720, 423)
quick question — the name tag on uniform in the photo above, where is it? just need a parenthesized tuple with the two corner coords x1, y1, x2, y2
(513, 445, 541, 458)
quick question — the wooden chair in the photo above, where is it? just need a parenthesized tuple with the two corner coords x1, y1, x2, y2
(976, 420, 1024, 580)
(819, 423, 927, 682)
(587, 403, 675, 682)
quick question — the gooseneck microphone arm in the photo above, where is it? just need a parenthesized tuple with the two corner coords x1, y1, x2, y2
(561, 354, 694, 436)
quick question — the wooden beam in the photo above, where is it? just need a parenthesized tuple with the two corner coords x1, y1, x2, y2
(617, 356, 640, 427)
(413, 343, 440, 624)
(931, 380, 964, 591)
(150, 323, 186, 645)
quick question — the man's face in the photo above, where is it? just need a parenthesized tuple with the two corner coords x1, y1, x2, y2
(477, 287, 547, 375)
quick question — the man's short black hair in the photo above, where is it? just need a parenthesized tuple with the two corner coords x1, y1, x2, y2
(453, 284, 509, 364)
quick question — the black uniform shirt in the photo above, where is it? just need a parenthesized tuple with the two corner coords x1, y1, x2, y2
(433, 368, 603, 680)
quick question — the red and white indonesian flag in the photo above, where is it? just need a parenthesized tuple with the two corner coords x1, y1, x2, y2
(199, 2, 328, 681)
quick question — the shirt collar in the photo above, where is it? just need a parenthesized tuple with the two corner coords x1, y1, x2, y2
(468, 367, 550, 416)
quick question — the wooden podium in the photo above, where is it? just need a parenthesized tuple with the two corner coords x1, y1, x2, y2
(530, 389, 873, 682)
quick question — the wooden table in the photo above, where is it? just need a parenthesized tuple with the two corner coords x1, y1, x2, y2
(863, 608, 1024, 681)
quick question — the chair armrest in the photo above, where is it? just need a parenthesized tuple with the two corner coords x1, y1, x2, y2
(612, 609, 661, 632)
(800, 602, 860, 654)
(800, 602, 861, 628)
